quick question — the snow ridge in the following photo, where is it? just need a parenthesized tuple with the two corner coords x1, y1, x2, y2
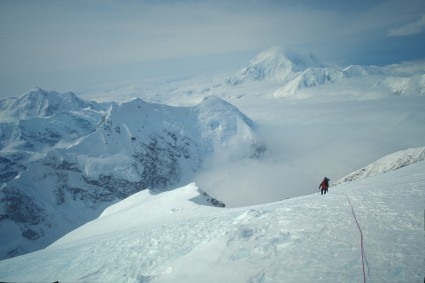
(335, 146, 425, 184)
(0, 87, 104, 120)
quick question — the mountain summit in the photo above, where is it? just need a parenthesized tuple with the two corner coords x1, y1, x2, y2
(226, 47, 325, 85)
(0, 88, 101, 120)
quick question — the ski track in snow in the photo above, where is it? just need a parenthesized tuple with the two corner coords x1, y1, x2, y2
(0, 161, 423, 282)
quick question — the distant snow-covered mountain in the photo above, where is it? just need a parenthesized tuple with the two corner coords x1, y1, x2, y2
(226, 47, 325, 85)
(0, 90, 263, 260)
(0, 87, 105, 120)
(273, 67, 345, 96)
(226, 48, 425, 97)
(335, 146, 425, 185)
(0, 88, 108, 183)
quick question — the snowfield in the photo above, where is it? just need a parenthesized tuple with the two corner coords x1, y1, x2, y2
(0, 159, 423, 282)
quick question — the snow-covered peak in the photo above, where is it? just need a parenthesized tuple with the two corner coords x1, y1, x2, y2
(249, 47, 324, 72)
(226, 47, 325, 85)
(335, 146, 425, 185)
(0, 88, 98, 119)
(71, 95, 260, 166)
(273, 67, 345, 96)
(283, 51, 325, 72)
(194, 95, 254, 127)
(0, 88, 107, 153)
(66, 94, 261, 189)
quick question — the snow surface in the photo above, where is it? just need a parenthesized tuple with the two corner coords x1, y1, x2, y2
(336, 146, 425, 184)
(0, 159, 423, 282)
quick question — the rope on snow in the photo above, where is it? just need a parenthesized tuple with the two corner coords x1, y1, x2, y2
(345, 195, 368, 283)
(329, 191, 370, 282)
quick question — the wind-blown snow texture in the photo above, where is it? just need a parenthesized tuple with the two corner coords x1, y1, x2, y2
(0, 159, 423, 282)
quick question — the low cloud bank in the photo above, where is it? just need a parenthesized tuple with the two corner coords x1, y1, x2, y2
(196, 96, 425, 207)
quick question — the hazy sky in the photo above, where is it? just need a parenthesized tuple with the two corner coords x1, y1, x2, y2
(1, 0, 425, 98)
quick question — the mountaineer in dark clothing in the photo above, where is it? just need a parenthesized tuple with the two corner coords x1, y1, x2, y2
(319, 177, 330, 195)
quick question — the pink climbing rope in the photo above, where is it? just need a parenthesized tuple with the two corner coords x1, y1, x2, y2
(345, 195, 367, 283)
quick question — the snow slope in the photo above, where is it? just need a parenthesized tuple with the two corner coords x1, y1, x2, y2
(0, 158, 423, 282)
(335, 146, 425, 184)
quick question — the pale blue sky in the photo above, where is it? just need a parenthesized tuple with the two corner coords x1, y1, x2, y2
(1, 0, 424, 98)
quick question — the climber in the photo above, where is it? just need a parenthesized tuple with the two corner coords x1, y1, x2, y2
(319, 177, 330, 195)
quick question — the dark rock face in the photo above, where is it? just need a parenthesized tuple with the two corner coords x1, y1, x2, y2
(1, 188, 45, 224)
(0, 156, 27, 183)
(133, 133, 197, 190)
(82, 175, 145, 201)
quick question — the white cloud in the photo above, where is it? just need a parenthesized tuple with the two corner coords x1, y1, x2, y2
(388, 14, 425, 36)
